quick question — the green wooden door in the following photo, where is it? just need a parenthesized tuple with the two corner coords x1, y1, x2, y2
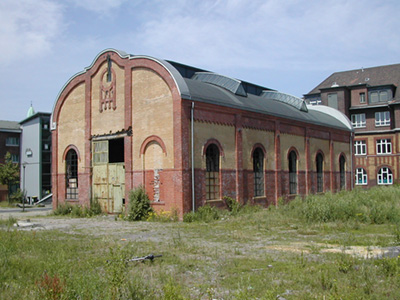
(92, 140, 125, 213)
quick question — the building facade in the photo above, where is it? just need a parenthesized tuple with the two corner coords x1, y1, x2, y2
(304, 63, 400, 187)
(0, 120, 21, 201)
(51, 49, 353, 215)
(20, 110, 52, 201)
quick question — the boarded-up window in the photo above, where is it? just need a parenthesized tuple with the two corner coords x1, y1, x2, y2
(328, 93, 338, 109)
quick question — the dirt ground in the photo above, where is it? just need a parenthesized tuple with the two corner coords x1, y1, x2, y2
(2, 207, 399, 260)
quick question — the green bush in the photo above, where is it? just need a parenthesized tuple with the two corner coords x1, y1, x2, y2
(183, 205, 222, 223)
(126, 185, 153, 221)
(223, 196, 241, 215)
(8, 189, 24, 204)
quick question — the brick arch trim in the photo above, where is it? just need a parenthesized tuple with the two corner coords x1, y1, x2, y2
(286, 146, 299, 160)
(314, 150, 325, 162)
(140, 135, 167, 157)
(251, 143, 266, 158)
(338, 152, 346, 162)
(202, 138, 224, 157)
(62, 145, 81, 162)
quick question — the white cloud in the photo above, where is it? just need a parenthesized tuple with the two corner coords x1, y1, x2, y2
(68, 0, 129, 15)
(0, 0, 64, 65)
(131, 0, 400, 72)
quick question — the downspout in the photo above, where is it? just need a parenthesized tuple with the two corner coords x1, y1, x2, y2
(350, 130, 354, 190)
(191, 102, 195, 212)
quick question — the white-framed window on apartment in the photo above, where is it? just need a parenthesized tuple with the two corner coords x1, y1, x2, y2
(11, 154, 19, 163)
(359, 92, 366, 103)
(377, 167, 393, 185)
(355, 168, 367, 185)
(354, 140, 367, 155)
(376, 138, 392, 154)
(375, 111, 390, 127)
(351, 113, 366, 128)
(6, 137, 19, 146)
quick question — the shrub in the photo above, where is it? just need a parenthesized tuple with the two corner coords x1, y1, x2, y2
(127, 186, 153, 221)
(147, 209, 179, 222)
(223, 196, 241, 215)
(183, 205, 222, 223)
(8, 189, 23, 204)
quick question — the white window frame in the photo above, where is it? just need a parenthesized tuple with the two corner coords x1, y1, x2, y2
(355, 168, 367, 185)
(377, 167, 393, 185)
(376, 139, 392, 154)
(375, 111, 390, 127)
(359, 92, 366, 103)
(11, 154, 19, 163)
(5, 137, 19, 146)
(354, 140, 366, 155)
(351, 114, 366, 128)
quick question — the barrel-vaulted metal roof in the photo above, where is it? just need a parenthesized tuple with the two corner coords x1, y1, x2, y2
(51, 49, 352, 132)
(184, 78, 351, 131)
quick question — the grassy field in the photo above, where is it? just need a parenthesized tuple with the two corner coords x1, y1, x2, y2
(1, 186, 400, 299)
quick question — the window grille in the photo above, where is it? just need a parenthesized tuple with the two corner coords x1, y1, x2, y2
(288, 151, 297, 194)
(339, 155, 346, 190)
(66, 149, 78, 199)
(206, 144, 220, 200)
(316, 153, 324, 193)
(253, 148, 264, 197)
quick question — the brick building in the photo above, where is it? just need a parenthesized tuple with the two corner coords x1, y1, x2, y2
(51, 49, 353, 215)
(0, 120, 21, 201)
(304, 64, 400, 188)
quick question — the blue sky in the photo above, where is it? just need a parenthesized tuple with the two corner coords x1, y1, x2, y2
(1, 0, 400, 121)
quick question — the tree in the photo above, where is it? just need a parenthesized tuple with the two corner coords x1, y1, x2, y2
(0, 152, 20, 190)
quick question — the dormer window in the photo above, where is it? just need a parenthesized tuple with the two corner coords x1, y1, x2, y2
(369, 89, 391, 104)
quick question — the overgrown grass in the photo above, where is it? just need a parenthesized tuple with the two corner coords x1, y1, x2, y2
(286, 186, 400, 224)
(53, 197, 103, 217)
(2, 186, 400, 299)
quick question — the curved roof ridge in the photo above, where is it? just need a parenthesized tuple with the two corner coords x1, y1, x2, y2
(191, 72, 247, 96)
(260, 90, 308, 112)
(306, 104, 353, 131)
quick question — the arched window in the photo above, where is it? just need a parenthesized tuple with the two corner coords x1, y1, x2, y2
(316, 153, 324, 193)
(377, 167, 393, 185)
(66, 149, 78, 199)
(288, 150, 297, 194)
(253, 147, 264, 197)
(339, 155, 346, 190)
(355, 168, 367, 185)
(206, 144, 220, 200)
